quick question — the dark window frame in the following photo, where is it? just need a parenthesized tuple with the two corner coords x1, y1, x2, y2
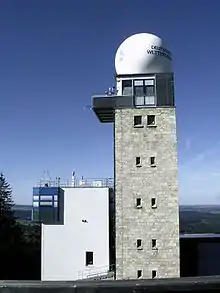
(122, 80, 133, 96)
(137, 270, 143, 279)
(136, 157, 141, 166)
(151, 197, 157, 208)
(134, 79, 156, 106)
(152, 239, 157, 249)
(136, 198, 142, 207)
(137, 239, 142, 249)
(147, 115, 156, 126)
(150, 156, 156, 166)
(134, 115, 143, 126)
(134, 80, 144, 97)
(86, 251, 93, 266)
(144, 79, 155, 97)
(152, 270, 157, 279)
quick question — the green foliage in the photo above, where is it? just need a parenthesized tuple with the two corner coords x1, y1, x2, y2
(0, 172, 41, 280)
(0, 172, 14, 221)
(21, 221, 41, 244)
(180, 209, 220, 234)
(0, 172, 18, 244)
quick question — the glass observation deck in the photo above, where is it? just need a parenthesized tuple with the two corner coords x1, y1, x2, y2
(92, 73, 175, 123)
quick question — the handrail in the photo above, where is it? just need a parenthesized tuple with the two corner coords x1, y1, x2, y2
(77, 264, 115, 280)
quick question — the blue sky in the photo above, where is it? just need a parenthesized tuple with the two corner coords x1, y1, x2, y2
(1, 0, 220, 205)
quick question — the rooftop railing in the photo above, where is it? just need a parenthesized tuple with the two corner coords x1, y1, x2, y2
(37, 178, 114, 188)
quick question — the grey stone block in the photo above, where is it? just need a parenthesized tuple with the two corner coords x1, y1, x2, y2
(114, 108, 180, 280)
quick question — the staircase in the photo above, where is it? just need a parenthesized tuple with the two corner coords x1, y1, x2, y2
(77, 265, 115, 280)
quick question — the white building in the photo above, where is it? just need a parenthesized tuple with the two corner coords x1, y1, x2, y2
(41, 184, 114, 281)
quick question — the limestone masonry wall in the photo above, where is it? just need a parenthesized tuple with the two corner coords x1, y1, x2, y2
(114, 107, 180, 280)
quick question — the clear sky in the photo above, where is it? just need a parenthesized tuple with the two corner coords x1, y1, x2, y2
(1, 0, 220, 205)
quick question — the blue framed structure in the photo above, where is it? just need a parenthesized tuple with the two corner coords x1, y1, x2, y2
(32, 187, 64, 225)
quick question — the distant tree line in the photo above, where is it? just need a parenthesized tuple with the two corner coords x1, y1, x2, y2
(180, 210, 220, 234)
(0, 173, 40, 280)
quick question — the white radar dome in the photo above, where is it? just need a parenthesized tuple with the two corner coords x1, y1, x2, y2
(115, 33, 172, 75)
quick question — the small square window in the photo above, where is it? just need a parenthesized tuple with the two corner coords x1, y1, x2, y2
(152, 239, 157, 249)
(152, 270, 157, 279)
(137, 270, 142, 279)
(137, 239, 142, 249)
(136, 157, 141, 167)
(136, 198, 142, 208)
(151, 198, 157, 209)
(86, 251, 93, 266)
(134, 115, 143, 127)
(150, 156, 156, 167)
(147, 115, 156, 126)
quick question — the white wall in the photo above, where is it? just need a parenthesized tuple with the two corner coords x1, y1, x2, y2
(41, 187, 110, 281)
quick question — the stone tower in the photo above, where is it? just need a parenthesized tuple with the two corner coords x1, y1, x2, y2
(92, 33, 180, 280)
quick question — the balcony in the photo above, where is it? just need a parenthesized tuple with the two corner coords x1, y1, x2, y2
(92, 95, 134, 123)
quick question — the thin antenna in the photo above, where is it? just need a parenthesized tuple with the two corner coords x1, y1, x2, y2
(71, 171, 76, 187)
(46, 170, 52, 180)
(42, 169, 46, 181)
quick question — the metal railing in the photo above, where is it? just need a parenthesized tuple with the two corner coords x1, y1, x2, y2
(77, 264, 115, 280)
(37, 178, 114, 188)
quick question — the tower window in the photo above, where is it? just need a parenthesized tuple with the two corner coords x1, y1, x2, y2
(86, 251, 93, 266)
(152, 239, 157, 249)
(152, 270, 157, 279)
(122, 80, 132, 95)
(135, 96, 145, 106)
(150, 156, 156, 167)
(144, 80, 155, 96)
(134, 80, 144, 96)
(137, 239, 142, 249)
(136, 157, 141, 167)
(134, 115, 143, 127)
(136, 198, 142, 208)
(137, 270, 142, 279)
(134, 79, 156, 106)
(147, 115, 156, 126)
(151, 197, 157, 208)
